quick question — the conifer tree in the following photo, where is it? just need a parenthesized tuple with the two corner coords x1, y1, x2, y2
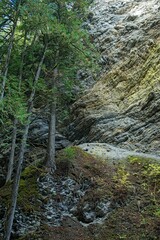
(5, 42, 48, 240)
(0, 0, 22, 100)
(2, 0, 98, 238)
(44, 0, 96, 171)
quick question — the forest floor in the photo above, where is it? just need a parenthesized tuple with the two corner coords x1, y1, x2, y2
(1, 146, 160, 240)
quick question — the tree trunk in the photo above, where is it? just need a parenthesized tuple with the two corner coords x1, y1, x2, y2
(6, 118, 18, 183)
(6, 32, 28, 183)
(46, 101, 56, 171)
(0, 0, 21, 100)
(4, 117, 31, 240)
(46, 67, 58, 172)
(18, 30, 27, 90)
(4, 44, 47, 240)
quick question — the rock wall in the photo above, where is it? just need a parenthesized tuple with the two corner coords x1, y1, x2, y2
(68, 0, 160, 155)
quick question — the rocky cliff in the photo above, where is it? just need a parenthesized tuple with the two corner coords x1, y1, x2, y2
(1, 1, 160, 239)
(69, 0, 160, 155)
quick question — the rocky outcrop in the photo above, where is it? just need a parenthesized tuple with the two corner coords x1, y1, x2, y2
(79, 143, 160, 162)
(68, 0, 160, 155)
(29, 118, 70, 150)
(87, 0, 160, 70)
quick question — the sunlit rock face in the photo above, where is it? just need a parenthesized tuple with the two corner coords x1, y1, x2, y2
(68, 0, 160, 155)
(87, 0, 160, 69)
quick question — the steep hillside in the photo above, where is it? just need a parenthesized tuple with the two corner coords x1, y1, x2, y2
(0, 1, 160, 239)
(1, 147, 160, 240)
(69, 0, 160, 155)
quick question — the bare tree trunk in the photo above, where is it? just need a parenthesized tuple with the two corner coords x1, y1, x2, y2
(46, 101, 56, 171)
(6, 118, 18, 183)
(18, 30, 27, 90)
(6, 32, 28, 183)
(4, 44, 47, 240)
(0, 0, 21, 100)
(46, 67, 58, 172)
(4, 116, 31, 240)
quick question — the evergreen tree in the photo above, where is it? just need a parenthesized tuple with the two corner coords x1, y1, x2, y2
(0, 0, 98, 238)
(43, 0, 96, 170)
(0, 0, 22, 100)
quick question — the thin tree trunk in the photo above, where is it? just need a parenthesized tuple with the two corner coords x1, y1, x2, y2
(6, 118, 18, 183)
(46, 101, 56, 171)
(6, 32, 28, 183)
(4, 117, 31, 240)
(0, 0, 21, 100)
(18, 30, 27, 90)
(4, 44, 47, 240)
(46, 67, 58, 172)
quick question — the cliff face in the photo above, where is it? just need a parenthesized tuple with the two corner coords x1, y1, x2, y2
(0, 2, 160, 239)
(69, 0, 160, 155)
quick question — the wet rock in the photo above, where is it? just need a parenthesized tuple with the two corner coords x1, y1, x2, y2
(12, 208, 41, 237)
(29, 118, 70, 150)
(82, 210, 95, 223)
(76, 199, 111, 225)
(38, 173, 90, 226)
(95, 201, 111, 218)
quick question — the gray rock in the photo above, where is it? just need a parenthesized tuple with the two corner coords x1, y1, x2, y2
(79, 143, 160, 162)
(29, 118, 70, 150)
(67, 0, 160, 155)
(88, 0, 160, 68)
(82, 211, 95, 223)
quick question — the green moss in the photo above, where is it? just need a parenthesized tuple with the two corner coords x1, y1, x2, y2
(63, 147, 76, 159)
(113, 164, 130, 187)
(128, 155, 156, 165)
(18, 165, 43, 212)
(0, 165, 44, 214)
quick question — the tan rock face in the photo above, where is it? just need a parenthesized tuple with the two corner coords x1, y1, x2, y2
(68, 0, 160, 155)
(81, 43, 160, 112)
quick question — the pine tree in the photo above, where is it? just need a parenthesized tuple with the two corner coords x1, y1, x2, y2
(1, 0, 98, 238)
(44, 0, 96, 171)
(0, 0, 22, 100)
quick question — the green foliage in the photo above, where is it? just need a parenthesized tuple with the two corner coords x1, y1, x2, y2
(0, 0, 98, 124)
(128, 156, 160, 186)
(94, 156, 160, 240)
(0, 0, 89, 138)
(63, 146, 76, 160)
(143, 163, 160, 183)
(128, 156, 152, 165)
(56, 147, 76, 175)
(113, 164, 131, 188)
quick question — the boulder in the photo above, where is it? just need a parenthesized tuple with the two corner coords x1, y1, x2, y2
(29, 118, 70, 150)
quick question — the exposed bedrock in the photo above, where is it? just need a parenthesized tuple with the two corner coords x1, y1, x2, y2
(87, 0, 160, 70)
(68, 0, 160, 155)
